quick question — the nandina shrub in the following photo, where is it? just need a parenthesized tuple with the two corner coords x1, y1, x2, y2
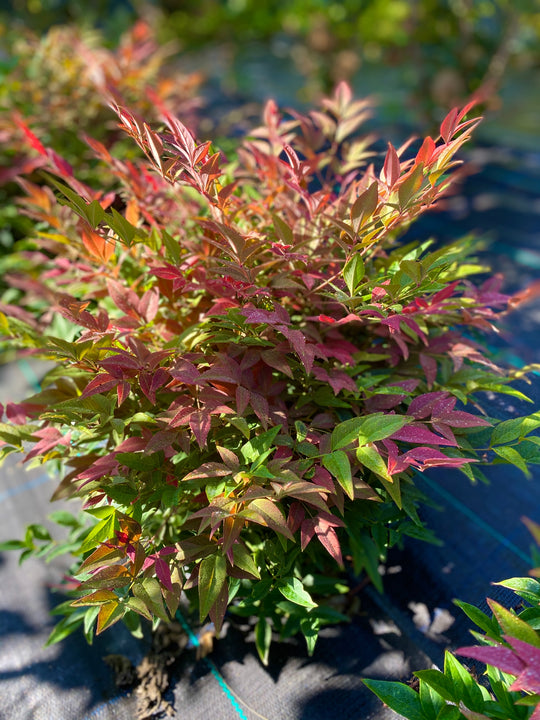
(1, 83, 539, 662)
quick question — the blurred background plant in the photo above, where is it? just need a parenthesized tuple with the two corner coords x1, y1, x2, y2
(0, 13, 202, 254)
(3, 0, 539, 124)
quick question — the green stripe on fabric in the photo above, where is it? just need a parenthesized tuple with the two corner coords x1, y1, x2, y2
(176, 610, 248, 720)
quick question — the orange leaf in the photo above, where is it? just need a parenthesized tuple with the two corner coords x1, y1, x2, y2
(82, 227, 114, 263)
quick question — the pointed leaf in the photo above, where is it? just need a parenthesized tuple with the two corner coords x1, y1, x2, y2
(343, 255, 365, 295)
(350, 182, 378, 232)
(362, 679, 426, 720)
(277, 577, 317, 609)
(322, 451, 353, 499)
(255, 616, 272, 665)
(96, 600, 125, 635)
(198, 553, 227, 622)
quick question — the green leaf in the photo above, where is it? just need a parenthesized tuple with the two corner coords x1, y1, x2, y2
(241, 425, 281, 463)
(198, 553, 227, 622)
(515, 693, 540, 707)
(357, 414, 412, 443)
(295, 420, 308, 442)
(255, 616, 272, 665)
(132, 577, 170, 623)
(435, 707, 462, 720)
(250, 578, 273, 603)
(48, 510, 80, 527)
(332, 413, 411, 450)
(229, 416, 251, 439)
(161, 229, 181, 264)
(454, 600, 500, 639)
(444, 651, 486, 712)
(277, 577, 317, 609)
(343, 254, 365, 295)
(45, 613, 85, 646)
(331, 417, 365, 449)
(123, 609, 144, 639)
(83, 604, 100, 644)
(419, 680, 446, 719)
(126, 596, 153, 621)
(78, 509, 117, 555)
(398, 164, 424, 210)
(350, 182, 378, 233)
(322, 450, 354, 499)
(347, 530, 384, 592)
(362, 679, 426, 720)
(490, 412, 540, 446)
(356, 445, 392, 481)
(116, 452, 163, 471)
(232, 544, 260, 579)
(488, 599, 540, 647)
(47, 176, 104, 227)
(494, 577, 540, 606)
(300, 616, 320, 656)
(492, 446, 531, 478)
(414, 669, 458, 704)
(271, 213, 293, 244)
(0, 539, 28, 551)
(108, 208, 136, 245)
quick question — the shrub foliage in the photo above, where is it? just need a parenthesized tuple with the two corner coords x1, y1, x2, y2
(1, 82, 539, 661)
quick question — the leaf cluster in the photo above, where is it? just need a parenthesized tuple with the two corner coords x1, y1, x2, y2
(364, 521, 540, 719)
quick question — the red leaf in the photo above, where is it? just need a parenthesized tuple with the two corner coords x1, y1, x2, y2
(456, 644, 525, 677)
(439, 411, 491, 429)
(440, 107, 459, 143)
(190, 411, 212, 448)
(300, 518, 316, 550)
(407, 392, 448, 419)
(287, 502, 306, 533)
(311, 466, 335, 492)
(419, 354, 438, 388)
(314, 517, 344, 566)
(250, 392, 269, 428)
(170, 360, 204, 386)
(6, 402, 41, 424)
(326, 369, 357, 395)
(381, 143, 400, 188)
(432, 280, 460, 303)
(81, 373, 119, 399)
(77, 454, 119, 483)
(261, 350, 293, 378)
(14, 115, 47, 156)
(117, 381, 131, 407)
(154, 557, 173, 592)
(390, 424, 457, 446)
(139, 368, 169, 405)
(139, 288, 159, 323)
(236, 386, 250, 415)
(106, 280, 139, 318)
(416, 136, 436, 165)
(278, 325, 315, 373)
(431, 422, 457, 445)
(25, 427, 70, 462)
